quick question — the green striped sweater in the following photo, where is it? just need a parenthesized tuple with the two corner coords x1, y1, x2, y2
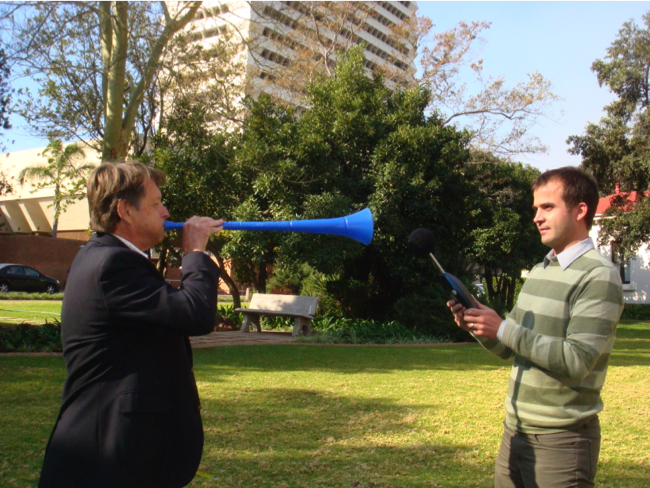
(478, 249, 624, 434)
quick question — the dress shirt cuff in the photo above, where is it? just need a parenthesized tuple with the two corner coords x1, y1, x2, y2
(496, 319, 507, 342)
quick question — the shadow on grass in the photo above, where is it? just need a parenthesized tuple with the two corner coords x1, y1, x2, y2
(197, 385, 492, 488)
(193, 344, 508, 379)
(195, 383, 650, 488)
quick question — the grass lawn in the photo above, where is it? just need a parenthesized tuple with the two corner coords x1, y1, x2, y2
(0, 321, 648, 487)
(0, 301, 62, 325)
(0, 301, 238, 327)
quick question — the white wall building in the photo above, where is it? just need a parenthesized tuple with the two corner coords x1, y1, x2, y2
(590, 191, 650, 304)
(0, 146, 100, 240)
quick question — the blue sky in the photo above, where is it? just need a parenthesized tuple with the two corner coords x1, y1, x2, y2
(416, 1, 650, 171)
(5, 2, 650, 173)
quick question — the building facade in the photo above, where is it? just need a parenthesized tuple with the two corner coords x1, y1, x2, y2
(185, 1, 419, 105)
(0, 145, 98, 240)
(590, 190, 650, 304)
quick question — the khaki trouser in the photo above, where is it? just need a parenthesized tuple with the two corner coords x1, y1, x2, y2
(494, 417, 601, 488)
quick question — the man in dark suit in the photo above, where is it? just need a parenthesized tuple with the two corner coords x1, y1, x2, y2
(39, 161, 223, 488)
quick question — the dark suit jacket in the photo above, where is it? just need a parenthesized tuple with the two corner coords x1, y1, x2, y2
(39, 233, 220, 488)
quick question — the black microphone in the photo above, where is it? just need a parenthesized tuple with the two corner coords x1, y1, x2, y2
(407, 227, 437, 258)
(408, 228, 477, 309)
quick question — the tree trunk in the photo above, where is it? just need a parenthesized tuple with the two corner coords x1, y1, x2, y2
(506, 276, 517, 311)
(206, 243, 241, 309)
(52, 184, 60, 238)
(100, 1, 202, 161)
(255, 257, 267, 293)
(216, 257, 241, 309)
(485, 268, 495, 299)
(156, 246, 168, 276)
(102, 2, 129, 161)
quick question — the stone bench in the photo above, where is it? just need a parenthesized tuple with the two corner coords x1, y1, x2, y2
(235, 293, 319, 337)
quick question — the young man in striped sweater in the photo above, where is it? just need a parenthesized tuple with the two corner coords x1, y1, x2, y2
(448, 167, 624, 488)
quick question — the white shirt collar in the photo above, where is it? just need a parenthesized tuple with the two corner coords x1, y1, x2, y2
(111, 234, 149, 259)
(543, 237, 594, 270)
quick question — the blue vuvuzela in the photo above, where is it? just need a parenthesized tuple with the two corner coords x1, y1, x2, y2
(163, 208, 374, 245)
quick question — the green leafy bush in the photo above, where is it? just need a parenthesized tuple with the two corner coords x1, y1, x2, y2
(217, 304, 243, 327)
(0, 292, 64, 300)
(224, 310, 452, 344)
(266, 264, 344, 319)
(0, 320, 62, 352)
(479, 277, 526, 317)
(307, 316, 452, 344)
(620, 304, 650, 321)
(254, 316, 293, 331)
(394, 286, 472, 342)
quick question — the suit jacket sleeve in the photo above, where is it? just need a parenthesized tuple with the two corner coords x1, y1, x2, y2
(100, 249, 220, 336)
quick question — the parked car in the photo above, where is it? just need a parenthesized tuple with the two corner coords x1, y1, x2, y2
(0, 264, 60, 294)
(472, 281, 486, 298)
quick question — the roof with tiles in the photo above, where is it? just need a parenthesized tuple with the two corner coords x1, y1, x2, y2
(596, 182, 649, 215)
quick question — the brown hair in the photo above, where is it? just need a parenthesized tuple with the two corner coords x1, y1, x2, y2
(532, 166, 599, 230)
(87, 161, 166, 233)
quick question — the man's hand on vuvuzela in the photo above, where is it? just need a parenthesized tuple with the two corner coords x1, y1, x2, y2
(182, 217, 223, 255)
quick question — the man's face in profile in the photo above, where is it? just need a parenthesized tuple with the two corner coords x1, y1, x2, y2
(533, 178, 586, 254)
(128, 177, 169, 250)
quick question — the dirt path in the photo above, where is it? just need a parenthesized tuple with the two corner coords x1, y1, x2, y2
(189, 331, 296, 347)
(0, 331, 296, 356)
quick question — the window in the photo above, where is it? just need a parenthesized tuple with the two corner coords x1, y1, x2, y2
(263, 5, 297, 29)
(24, 267, 39, 277)
(262, 27, 299, 50)
(611, 243, 631, 284)
(199, 3, 229, 19)
(260, 48, 291, 67)
(188, 24, 229, 42)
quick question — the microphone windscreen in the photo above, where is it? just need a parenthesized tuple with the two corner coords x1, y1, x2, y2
(408, 228, 436, 258)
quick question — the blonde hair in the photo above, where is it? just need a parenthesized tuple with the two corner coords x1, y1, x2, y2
(87, 161, 166, 233)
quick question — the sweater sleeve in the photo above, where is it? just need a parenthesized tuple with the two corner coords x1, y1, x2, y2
(500, 265, 623, 380)
(473, 334, 514, 360)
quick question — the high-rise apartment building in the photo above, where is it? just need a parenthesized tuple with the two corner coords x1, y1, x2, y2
(185, 1, 419, 105)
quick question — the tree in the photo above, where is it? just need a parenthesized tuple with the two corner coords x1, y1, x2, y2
(3, 2, 557, 162)
(151, 96, 245, 306)
(18, 139, 95, 237)
(465, 154, 546, 312)
(0, 47, 10, 151)
(0, 47, 12, 195)
(155, 47, 541, 338)
(567, 11, 650, 257)
(160, 16, 249, 130)
(153, 47, 479, 339)
(240, 4, 560, 158)
(234, 48, 477, 338)
(0, 167, 11, 197)
(2, 1, 201, 161)
(408, 18, 561, 157)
